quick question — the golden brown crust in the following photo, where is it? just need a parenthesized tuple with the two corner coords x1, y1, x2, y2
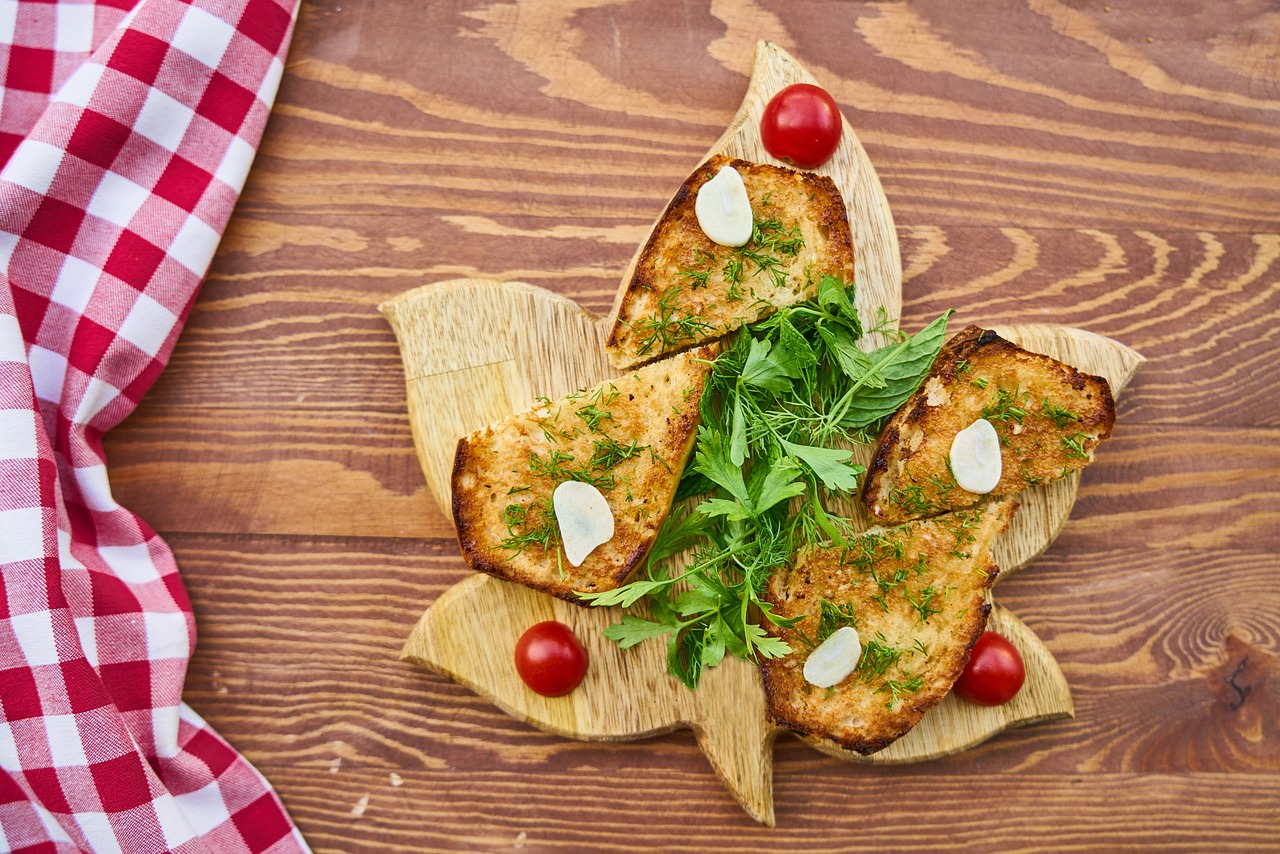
(862, 325, 1116, 524)
(451, 345, 716, 603)
(605, 155, 855, 369)
(759, 498, 1017, 754)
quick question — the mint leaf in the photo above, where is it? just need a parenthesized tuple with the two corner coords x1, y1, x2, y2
(773, 316, 818, 373)
(837, 310, 953, 430)
(818, 325, 888, 389)
(818, 275, 859, 325)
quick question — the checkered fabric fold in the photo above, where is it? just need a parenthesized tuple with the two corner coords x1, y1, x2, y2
(1, 1, 309, 851)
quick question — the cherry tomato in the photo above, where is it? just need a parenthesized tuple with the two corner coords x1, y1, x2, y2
(759, 83, 843, 168)
(953, 631, 1025, 706)
(514, 621, 589, 697)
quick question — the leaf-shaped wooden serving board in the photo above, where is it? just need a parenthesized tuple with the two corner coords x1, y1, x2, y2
(382, 42, 1144, 826)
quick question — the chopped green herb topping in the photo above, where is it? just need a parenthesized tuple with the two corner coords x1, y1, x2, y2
(876, 671, 925, 710)
(815, 598, 859, 645)
(888, 482, 932, 515)
(1061, 431, 1091, 460)
(982, 387, 1028, 424)
(906, 584, 942, 624)
(857, 634, 904, 682)
(630, 287, 717, 358)
(1040, 398, 1080, 429)
(528, 449, 575, 481)
(499, 498, 559, 555)
(589, 437, 646, 471)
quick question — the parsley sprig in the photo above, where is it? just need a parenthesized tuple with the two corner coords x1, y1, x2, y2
(579, 278, 952, 689)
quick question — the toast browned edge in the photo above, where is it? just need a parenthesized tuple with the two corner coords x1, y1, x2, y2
(791, 598, 995, 756)
(862, 325, 1116, 522)
(604, 154, 854, 368)
(449, 345, 716, 605)
(759, 498, 1017, 754)
(451, 435, 657, 603)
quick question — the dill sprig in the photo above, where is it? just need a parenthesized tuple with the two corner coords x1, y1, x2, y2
(982, 387, 1028, 424)
(1061, 431, 1091, 460)
(589, 437, 646, 471)
(750, 214, 804, 256)
(723, 255, 745, 286)
(630, 287, 716, 358)
(876, 671, 925, 710)
(1040, 398, 1080, 429)
(889, 482, 932, 515)
(816, 598, 859, 644)
(574, 384, 619, 434)
(528, 449, 576, 481)
(946, 508, 984, 560)
(499, 498, 559, 554)
(906, 584, 942, 624)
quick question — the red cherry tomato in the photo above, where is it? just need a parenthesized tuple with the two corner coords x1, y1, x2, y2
(514, 621, 589, 697)
(759, 83, 843, 168)
(953, 631, 1025, 706)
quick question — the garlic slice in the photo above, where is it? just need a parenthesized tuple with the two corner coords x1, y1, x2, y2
(949, 418, 1003, 494)
(553, 480, 615, 567)
(803, 626, 862, 688)
(694, 165, 753, 247)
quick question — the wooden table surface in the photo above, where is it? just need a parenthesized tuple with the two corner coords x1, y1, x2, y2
(103, 1, 1279, 851)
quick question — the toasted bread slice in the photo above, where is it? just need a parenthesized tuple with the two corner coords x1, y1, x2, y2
(862, 326, 1116, 524)
(760, 498, 1017, 754)
(451, 346, 715, 602)
(605, 155, 855, 369)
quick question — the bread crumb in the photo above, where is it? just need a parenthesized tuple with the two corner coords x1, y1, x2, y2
(351, 794, 369, 818)
(328, 758, 341, 774)
(924, 376, 949, 407)
(389, 772, 403, 787)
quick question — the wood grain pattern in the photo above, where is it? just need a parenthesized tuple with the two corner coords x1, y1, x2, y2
(169, 535, 1279, 770)
(100, 0, 1280, 849)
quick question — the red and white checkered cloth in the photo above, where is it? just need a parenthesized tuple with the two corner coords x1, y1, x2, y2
(0, 0, 310, 850)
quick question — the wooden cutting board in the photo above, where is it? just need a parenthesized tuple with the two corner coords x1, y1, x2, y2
(382, 42, 1144, 826)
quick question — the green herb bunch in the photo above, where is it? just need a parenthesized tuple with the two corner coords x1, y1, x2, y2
(578, 277, 953, 689)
